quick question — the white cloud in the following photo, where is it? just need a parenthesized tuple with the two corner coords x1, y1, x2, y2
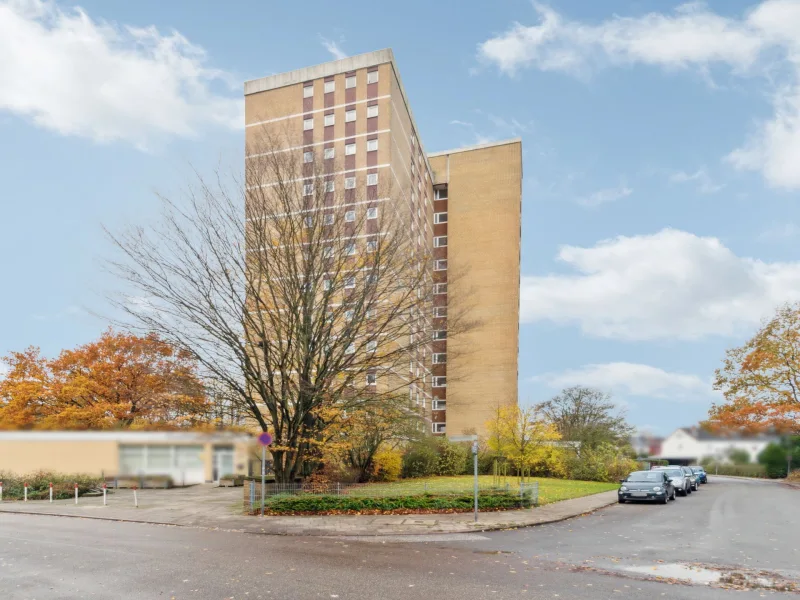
(521, 228, 800, 340)
(321, 37, 347, 60)
(448, 111, 533, 146)
(669, 169, 725, 194)
(0, 0, 241, 149)
(477, 1, 800, 189)
(576, 184, 632, 208)
(535, 362, 714, 400)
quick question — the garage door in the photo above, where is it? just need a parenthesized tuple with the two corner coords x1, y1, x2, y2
(119, 445, 205, 485)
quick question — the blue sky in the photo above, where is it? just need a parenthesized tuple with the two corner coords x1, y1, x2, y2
(3, 0, 800, 435)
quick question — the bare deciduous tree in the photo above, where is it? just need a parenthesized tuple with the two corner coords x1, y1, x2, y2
(106, 132, 472, 481)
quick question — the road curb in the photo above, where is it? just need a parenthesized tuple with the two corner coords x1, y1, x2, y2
(0, 493, 619, 537)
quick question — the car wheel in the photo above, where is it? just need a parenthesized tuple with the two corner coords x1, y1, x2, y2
(660, 495, 668, 504)
(686, 486, 692, 494)
(670, 489, 676, 501)
(618, 498, 625, 504)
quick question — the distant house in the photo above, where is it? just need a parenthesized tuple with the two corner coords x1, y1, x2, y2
(654, 427, 778, 465)
(631, 434, 663, 457)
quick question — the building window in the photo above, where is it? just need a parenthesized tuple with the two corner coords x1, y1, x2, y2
(345, 243, 356, 255)
(433, 307, 447, 318)
(433, 376, 447, 388)
(324, 147, 335, 160)
(434, 259, 447, 271)
(325, 181, 335, 192)
(345, 343, 355, 354)
(367, 173, 378, 186)
(366, 341, 377, 353)
(323, 246, 333, 258)
(345, 210, 355, 222)
(303, 84, 313, 98)
(367, 105, 379, 119)
(324, 113, 335, 127)
(367, 207, 378, 219)
(434, 236, 447, 248)
(324, 80, 335, 94)
(432, 398, 446, 411)
(345, 309, 354, 321)
(346, 75, 356, 89)
(323, 279, 331, 291)
(432, 423, 446, 434)
(303, 183, 313, 196)
(324, 214, 335, 225)
(434, 212, 447, 224)
(345, 177, 356, 189)
(304, 216, 313, 227)
(303, 118, 313, 131)
(433, 330, 447, 341)
(345, 277, 355, 288)
(303, 151, 313, 163)
(434, 283, 447, 295)
(345, 109, 356, 122)
(367, 70, 379, 84)
(367, 139, 378, 152)
(367, 240, 377, 253)
(345, 143, 356, 155)
(433, 353, 446, 364)
(366, 372, 377, 385)
(434, 187, 448, 200)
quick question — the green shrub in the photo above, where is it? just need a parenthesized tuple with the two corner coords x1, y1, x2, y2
(727, 448, 751, 465)
(402, 443, 439, 478)
(260, 491, 530, 514)
(0, 471, 101, 500)
(436, 439, 468, 476)
(564, 443, 639, 483)
(703, 463, 768, 478)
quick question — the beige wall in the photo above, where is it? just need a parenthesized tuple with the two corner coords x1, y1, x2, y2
(428, 141, 522, 437)
(0, 440, 119, 477)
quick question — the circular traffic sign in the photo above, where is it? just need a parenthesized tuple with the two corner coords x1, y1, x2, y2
(258, 432, 273, 446)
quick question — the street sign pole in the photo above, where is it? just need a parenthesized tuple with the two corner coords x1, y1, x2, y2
(472, 441, 478, 523)
(257, 432, 273, 518)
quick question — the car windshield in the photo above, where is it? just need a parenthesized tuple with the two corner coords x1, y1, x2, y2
(626, 471, 662, 482)
(665, 469, 684, 478)
(690, 466, 704, 472)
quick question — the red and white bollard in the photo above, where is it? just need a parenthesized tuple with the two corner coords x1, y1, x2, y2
(102, 483, 107, 506)
(23, 483, 28, 502)
(132, 485, 138, 508)
(74, 483, 78, 505)
(49, 482, 53, 503)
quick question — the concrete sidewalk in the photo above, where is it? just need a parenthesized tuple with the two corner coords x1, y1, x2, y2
(0, 484, 618, 537)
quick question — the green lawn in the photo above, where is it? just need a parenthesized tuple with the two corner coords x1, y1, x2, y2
(344, 476, 617, 505)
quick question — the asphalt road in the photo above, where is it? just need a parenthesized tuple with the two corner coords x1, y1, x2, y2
(0, 477, 796, 599)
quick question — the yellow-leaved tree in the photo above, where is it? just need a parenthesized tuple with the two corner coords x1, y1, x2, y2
(486, 405, 565, 480)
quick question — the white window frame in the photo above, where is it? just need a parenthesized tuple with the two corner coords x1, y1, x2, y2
(366, 372, 377, 385)
(324, 80, 335, 94)
(366, 240, 377, 253)
(345, 109, 356, 123)
(432, 376, 447, 388)
(324, 147, 335, 160)
(433, 353, 446, 364)
(324, 113, 335, 127)
(367, 173, 378, 186)
(345, 143, 356, 156)
(345, 210, 356, 222)
(303, 183, 313, 196)
(345, 343, 355, 355)
(345, 243, 356, 256)
(434, 212, 448, 224)
(323, 279, 331, 291)
(433, 307, 447, 318)
(345, 75, 356, 89)
(323, 246, 333, 258)
(435, 187, 448, 200)
(432, 398, 446, 411)
(366, 341, 377, 353)
(303, 151, 313, 163)
(367, 70, 379, 84)
(433, 330, 447, 341)
(345, 277, 356, 289)
(366, 207, 378, 219)
(434, 259, 447, 271)
(367, 105, 379, 119)
(366, 139, 378, 152)
(303, 85, 314, 98)
(434, 236, 447, 248)
(345, 309, 354, 321)
(344, 177, 356, 189)
(325, 181, 335, 193)
(303, 118, 313, 131)
(304, 215, 313, 227)
(324, 214, 335, 225)
(432, 422, 446, 434)
(434, 283, 447, 295)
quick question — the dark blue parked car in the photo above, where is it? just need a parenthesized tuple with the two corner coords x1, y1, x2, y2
(690, 465, 708, 484)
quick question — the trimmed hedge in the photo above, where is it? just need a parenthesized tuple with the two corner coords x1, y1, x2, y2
(0, 471, 101, 500)
(703, 464, 768, 478)
(260, 491, 531, 515)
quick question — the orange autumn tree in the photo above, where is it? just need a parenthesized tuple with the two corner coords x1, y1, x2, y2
(707, 303, 800, 434)
(0, 330, 210, 430)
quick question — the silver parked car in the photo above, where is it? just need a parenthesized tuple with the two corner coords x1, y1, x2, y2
(654, 466, 692, 496)
(681, 466, 699, 491)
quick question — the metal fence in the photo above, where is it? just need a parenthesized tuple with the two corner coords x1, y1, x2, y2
(244, 480, 539, 513)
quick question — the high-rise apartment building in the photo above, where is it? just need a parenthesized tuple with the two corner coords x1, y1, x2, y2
(244, 49, 521, 437)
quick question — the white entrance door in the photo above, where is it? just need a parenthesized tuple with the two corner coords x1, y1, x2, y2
(213, 447, 235, 482)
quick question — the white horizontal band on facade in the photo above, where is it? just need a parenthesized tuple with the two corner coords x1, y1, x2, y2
(246, 129, 392, 158)
(246, 95, 392, 129)
(246, 196, 393, 222)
